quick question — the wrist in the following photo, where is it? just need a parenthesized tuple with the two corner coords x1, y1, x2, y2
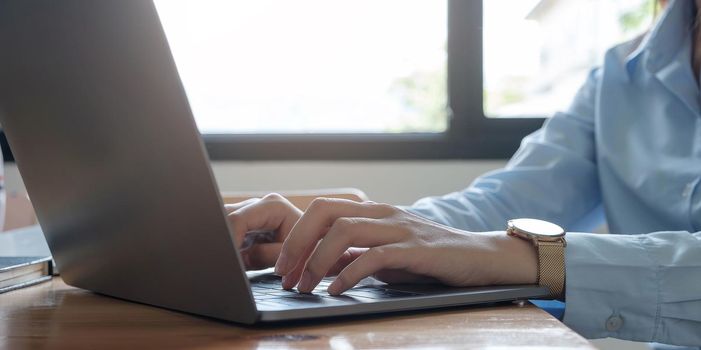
(491, 232, 539, 285)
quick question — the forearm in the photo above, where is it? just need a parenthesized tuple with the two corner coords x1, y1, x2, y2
(406, 154, 600, 232)
(406, 69, 604, 233)
(406, 115, 600, 232)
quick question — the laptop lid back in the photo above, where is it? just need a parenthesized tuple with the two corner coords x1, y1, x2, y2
(0, 0, 257, 323)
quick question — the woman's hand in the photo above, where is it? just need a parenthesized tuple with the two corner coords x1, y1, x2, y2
(225, 193, 303, 270)
(274, 198, 539, 295)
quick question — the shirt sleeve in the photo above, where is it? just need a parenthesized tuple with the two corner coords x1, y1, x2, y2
(564, 231, 701, 346)
(406, 68, 603, 232)
(403, 67, 701, 346)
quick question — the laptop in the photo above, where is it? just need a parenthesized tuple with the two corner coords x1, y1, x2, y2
(0, 1, 548, 324)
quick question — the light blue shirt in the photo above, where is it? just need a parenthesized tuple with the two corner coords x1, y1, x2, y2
(407, 0, 701, 346)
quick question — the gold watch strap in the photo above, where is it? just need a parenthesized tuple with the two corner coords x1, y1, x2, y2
(536, 240, 566, 300)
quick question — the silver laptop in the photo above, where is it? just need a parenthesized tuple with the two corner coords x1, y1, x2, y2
(0, 1, 547, 324)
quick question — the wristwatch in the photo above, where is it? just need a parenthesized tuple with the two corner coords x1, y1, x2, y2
(506, 218, 566, 300)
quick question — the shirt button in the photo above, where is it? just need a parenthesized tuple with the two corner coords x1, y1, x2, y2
(605, 315, 624, 332)
(682, 182, 694, 197)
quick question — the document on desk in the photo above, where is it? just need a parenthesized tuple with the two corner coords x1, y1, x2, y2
(0, 256, 52, 293)
(0, 225, 56, 274)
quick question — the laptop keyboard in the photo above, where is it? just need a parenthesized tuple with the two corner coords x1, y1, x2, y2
(250, 274, 423, 309)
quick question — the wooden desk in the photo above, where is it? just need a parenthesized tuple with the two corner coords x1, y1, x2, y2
(0, 278, 594, 349)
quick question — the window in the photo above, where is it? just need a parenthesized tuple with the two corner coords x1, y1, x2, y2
(154, 0, 449, 134)
(0, 1, 659, 162)
(153, 0, 514, 161)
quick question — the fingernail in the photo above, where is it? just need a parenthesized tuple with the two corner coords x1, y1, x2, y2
(274, 255, 288, 275)
(327, 278, 343, 295)
(281, 274, 291, 289)
(298, 272, 312, 292)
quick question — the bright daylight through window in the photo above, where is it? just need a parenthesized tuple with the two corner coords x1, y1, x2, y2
(155, 1, 448, 134)
(155, 0, 656, 135)
(484, 0, 655, 118)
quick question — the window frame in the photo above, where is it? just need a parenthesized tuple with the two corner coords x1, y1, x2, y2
(1, 1, 546, 162)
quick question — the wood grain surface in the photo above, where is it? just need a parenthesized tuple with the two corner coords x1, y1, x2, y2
(0, 277, 594, 349)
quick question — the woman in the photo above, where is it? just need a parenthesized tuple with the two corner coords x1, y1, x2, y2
(227, 0, 701, 346)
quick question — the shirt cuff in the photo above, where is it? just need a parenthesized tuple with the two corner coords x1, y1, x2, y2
(562, 232, 659, 341)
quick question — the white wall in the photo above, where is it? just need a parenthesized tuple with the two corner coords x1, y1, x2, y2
(5, 160, 505, 204)
(209, 160, 506, 205)
(4, 160, 507, 205)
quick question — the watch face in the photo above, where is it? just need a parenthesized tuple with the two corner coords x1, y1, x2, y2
(508, 218, 564, 238)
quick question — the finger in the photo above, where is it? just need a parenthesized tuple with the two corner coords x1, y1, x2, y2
(327, 246, 406, 295)
(296, 218, 400, 293)
(280, 218, 383, 290)
(288, 219, 379, 290)
(275, 199, 394, 275)
(227, 193, 302, 247)
(240, 230, 276, 251)
(281, 239, 326, 289)
(281, 252, 307, 289)
(224, 197, 260, 213)
(326, 248, 366, 276)
(241, 242, 282, 270)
